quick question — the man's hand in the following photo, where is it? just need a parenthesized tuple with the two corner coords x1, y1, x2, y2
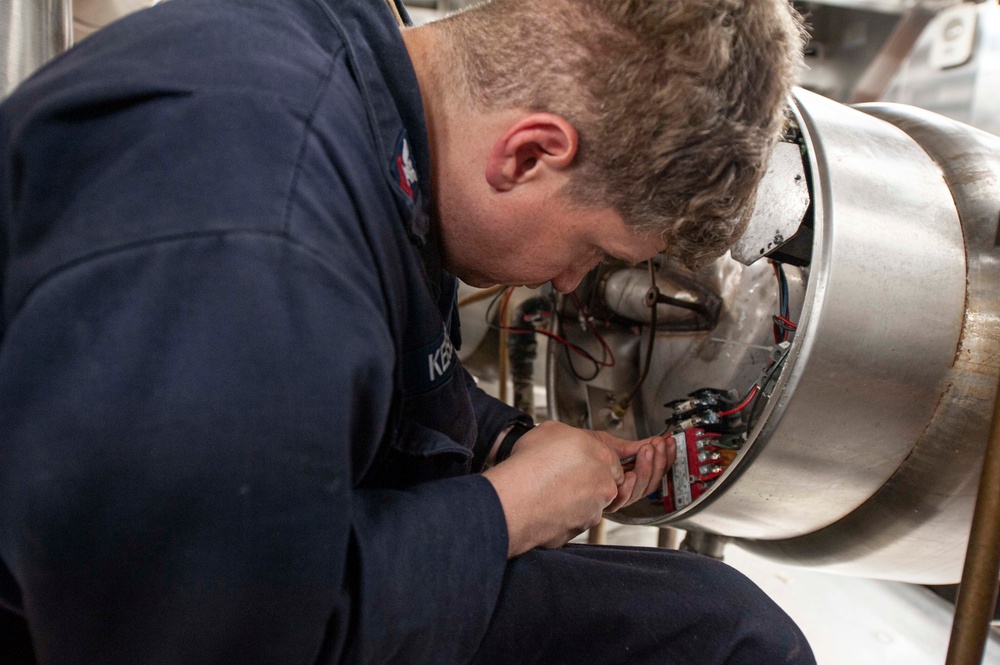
(593, 428, 674, 513)
(482, 421, 674, 558)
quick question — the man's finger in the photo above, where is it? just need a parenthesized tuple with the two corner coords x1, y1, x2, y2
(644, 439, 668, 496)
(606, 473, 637, 512)
(611, 457, 625, 486)
(629, 445, 655, 504)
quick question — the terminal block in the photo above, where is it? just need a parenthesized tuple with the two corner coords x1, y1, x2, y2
(662, 428, 731, 513)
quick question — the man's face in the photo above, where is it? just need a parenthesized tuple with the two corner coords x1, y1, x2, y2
(438, 189, 665, 294)
(427, 107, 664, 293)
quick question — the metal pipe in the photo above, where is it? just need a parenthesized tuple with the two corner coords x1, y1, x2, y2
(1, 0, 73, 99)
(945, 371, 1000, 665)
(587, 519, 606, 545)
(657, 527, 682, 550)
(849, 6, 936, 104)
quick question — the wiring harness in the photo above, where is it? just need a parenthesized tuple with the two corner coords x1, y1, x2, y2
(654, 260, 799, 514)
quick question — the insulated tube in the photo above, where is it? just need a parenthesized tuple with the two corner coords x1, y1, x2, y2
(1, 0, 72, 99)
(509, 296, 552, 418)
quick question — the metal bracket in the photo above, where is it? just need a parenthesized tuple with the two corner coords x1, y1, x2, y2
(731, 141, 811, 266)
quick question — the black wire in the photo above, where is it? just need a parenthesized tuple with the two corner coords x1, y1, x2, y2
(614, 260, 659, 412)
(779, 266, 790, 319)
(483, 286, 508, 329)
(555, 306, 603, 381)
(705, 438, 742, 451)
(746, 355, 789, 433)
(563, 335, 601, 381)
(772, 316, 797, 333)
(484, 289, 548, 336)
(487, 288, 608, 378)
(772, 261, 792, 342)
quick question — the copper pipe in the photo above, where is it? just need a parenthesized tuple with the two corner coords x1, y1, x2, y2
(497, 288, 512, 405)
(587, 519, 607, 545)
(945, 372, 1000, 665)
(657, 527, 682, 550)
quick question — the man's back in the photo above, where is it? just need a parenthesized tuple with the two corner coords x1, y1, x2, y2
(0, 1, 515, 662)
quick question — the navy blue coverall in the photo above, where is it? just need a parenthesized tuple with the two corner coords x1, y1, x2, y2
(0, 0, 815, 663)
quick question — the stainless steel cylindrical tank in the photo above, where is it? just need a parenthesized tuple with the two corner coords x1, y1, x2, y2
(547, 88, 1000, 583)
(741, 101, 1000, 582)
(1, 0, 73, 98)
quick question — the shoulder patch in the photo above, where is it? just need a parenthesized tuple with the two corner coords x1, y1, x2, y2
(392, 130, 418, 201)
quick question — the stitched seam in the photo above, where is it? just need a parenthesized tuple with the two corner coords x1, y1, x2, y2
(306, 0, 396, 198)
(281, 48, 342, 236)
(8, 229, 358, 327)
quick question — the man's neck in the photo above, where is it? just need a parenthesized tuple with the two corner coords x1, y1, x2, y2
(401, 26, 450, 202)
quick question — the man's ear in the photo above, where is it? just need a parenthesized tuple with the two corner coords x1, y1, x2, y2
(485, 113, 579, 192)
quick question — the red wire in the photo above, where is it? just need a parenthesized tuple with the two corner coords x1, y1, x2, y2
(569, 291, 616, 368)
(499, 288, 614, 367)
(718, 385, 760, 417)
(773, 315, 797, 330)
(499, 286, 514, 322)
(771, 260, 795, 342)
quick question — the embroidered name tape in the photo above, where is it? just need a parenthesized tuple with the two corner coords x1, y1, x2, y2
(403, 322, 456, 394)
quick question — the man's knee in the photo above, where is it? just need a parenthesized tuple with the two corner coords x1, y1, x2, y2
(685, 554, 816, 665)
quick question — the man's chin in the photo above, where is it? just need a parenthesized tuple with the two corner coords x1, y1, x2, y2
(457, 275, 499, 289)
(455, 272, 547, 290)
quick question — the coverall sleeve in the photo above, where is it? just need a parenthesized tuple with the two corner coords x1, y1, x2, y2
(0, 234, 508, 665)
(463, 368, 534, 471)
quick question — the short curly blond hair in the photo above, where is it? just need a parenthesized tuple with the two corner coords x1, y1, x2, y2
(438, 0, 805, 267)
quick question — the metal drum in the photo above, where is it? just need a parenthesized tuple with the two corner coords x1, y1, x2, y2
(548, 88, 1000, 583)
(743, 101, 1000, 583)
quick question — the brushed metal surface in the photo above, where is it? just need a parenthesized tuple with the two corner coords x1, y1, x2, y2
(731, 141, 810, 266)
(881, 3, 1000, 137)
(743, 104, 1000, 583)
(549, 89, 996, 581)
(668, 88, 965, 540)
(1, 0, 72, 98)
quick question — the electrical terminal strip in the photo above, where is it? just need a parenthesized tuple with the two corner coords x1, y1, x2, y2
(663, 342, 791, 433)
(661, 428, 729, 513)
(657, 342, 792, 514)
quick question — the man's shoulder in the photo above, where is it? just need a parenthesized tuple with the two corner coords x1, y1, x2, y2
(0, 0, 427, 323)
(8, 0, 354, 113)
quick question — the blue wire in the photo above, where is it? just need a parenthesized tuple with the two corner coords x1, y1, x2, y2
(777, 264, 789, 319)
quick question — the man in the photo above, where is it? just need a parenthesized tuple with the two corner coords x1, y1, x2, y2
(0, 0, 811, 663)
